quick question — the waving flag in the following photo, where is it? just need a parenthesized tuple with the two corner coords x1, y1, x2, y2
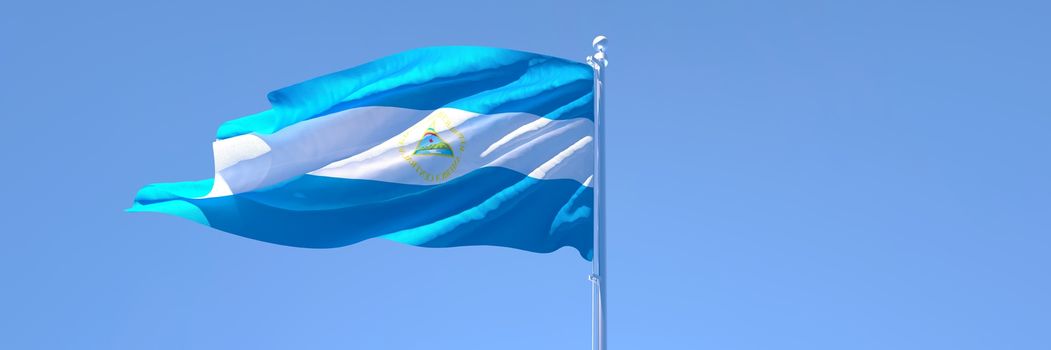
(130, 46, 595, 260)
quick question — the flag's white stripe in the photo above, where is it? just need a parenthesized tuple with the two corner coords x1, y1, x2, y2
(212, 134, 270, 172)
(202, 106, 593, 198)
(527, 136, 592, 179)
(481, 118, 551, 157)
(311, 109, 593, 186)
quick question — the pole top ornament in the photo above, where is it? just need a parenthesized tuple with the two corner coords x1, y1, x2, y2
(592, 35, 608, 50)
(587, 35, 608, 70)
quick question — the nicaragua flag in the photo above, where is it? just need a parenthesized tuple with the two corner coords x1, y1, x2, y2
(130, 46, 595, 260)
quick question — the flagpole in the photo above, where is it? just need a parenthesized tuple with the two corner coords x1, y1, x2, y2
(587, 35, 608, 350)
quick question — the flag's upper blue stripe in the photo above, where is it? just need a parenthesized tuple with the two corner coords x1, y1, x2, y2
(217, 46, 594, 139)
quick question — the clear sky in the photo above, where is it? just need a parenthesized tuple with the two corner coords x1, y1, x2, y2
(2, 0, 1049, 349)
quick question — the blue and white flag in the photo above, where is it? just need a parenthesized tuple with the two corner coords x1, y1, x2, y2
(130, 46, 595, 260)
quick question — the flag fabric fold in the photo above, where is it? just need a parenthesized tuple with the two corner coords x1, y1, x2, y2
(131, 46, 595, 260)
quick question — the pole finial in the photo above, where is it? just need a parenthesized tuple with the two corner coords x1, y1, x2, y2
(592, 35, 608, 51)
(587, 35, 609, 70)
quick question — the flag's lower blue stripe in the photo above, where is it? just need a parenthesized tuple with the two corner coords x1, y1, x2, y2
(130, 167, 593, 260)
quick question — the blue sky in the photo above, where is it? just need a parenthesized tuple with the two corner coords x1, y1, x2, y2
(2, 0, 1049, 348)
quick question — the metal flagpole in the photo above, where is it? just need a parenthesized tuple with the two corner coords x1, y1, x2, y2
(587, 35, 608, 350)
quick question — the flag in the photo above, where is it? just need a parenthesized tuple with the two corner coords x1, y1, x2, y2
(130, 46, 595, 260)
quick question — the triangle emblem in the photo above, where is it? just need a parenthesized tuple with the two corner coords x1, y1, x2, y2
(413, 127, 455, 157)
